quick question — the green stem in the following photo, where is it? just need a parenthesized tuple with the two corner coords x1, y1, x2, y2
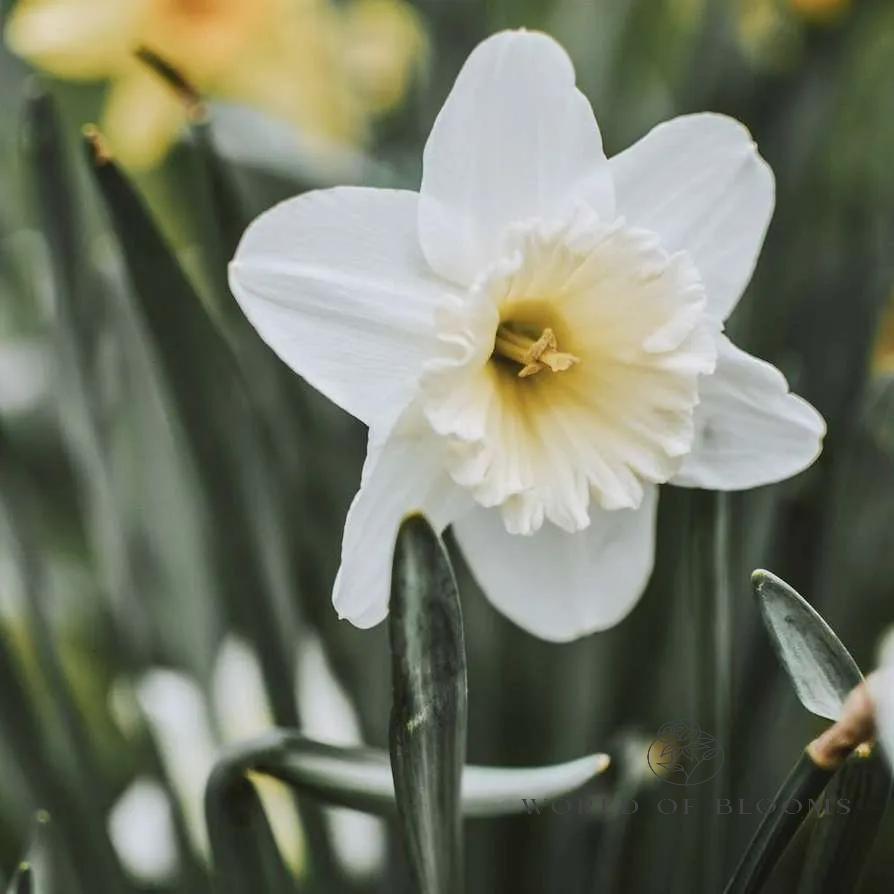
(713, 492, 733, 831)
(678, 489, 733, 894)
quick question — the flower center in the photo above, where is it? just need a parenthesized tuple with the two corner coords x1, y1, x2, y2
(420, 210, 717, 535)
(492, 322, 580, 378)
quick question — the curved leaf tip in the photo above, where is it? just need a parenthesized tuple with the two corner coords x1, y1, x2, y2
(751, 568, 863, 721)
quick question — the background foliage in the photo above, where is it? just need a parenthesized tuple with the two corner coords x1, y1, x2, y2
(0, 0, 893, 892)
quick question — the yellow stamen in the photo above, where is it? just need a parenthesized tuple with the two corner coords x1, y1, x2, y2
(493, 325, 580, 379)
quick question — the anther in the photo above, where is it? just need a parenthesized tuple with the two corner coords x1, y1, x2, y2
(493, 325, 579, 379)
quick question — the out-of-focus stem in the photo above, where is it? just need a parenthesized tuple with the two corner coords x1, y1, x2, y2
(678, 490, 732, 894)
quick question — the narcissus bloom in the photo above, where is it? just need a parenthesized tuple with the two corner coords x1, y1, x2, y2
(788, 0, 852, 22)
(230, 30, 825, 641)
(5, 0, 426, 168)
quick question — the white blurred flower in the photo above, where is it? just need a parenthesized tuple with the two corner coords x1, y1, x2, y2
(296, 635, 386, 880)
(0, 339, 48, 416)
(135, 669, 217, 857)
(211, 637, 305, 872)
(230, 30, 825, 642)
(211, 635, 275, 743)
(871, 629, 894, 770)
(107, 777, 179, 885)
(116, 636, 304, 874)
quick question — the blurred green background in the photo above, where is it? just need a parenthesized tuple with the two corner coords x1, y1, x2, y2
(0, 0, 893, 892)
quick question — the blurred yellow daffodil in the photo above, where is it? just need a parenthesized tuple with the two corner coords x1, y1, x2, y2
(871, 291, 894, 376)
(788, 0, 852, 22)
(4, 0, 427, 168)
(342, 0, 429, 115)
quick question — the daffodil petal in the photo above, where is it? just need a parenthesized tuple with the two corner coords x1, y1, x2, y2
(230, 187, 456, 430)
(673, 336, 825, 490)
(101, 67, 187, 169)
(333, 415, 470, 628)
(453, 485, 658, 642)
(609, 113, 774, 322)
(5, 0, 143, 78)
(419, 29, 614, 287)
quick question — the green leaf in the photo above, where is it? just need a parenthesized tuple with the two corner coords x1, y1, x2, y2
(0, 426, 130, 893)
(134, 47, 248, 319)
(207, 730, 609, 818)
(6, 864, 31, 894)
(752, 570, 863, 721)
(389, 514, 467, 894)
(11, 812, 55, 894)
(204, 770, 295, 894)
(18, 91, 136, 894)
(189, 117, 252, 314)
(796, 748, 892, 894)
(723, 751, 836, 894)
(83, 131, 298, 713)
(84, 138, 341, 886)
(21, 86, 219, 677)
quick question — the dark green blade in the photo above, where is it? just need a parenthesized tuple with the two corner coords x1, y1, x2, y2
(84, 134, 341, 887)
(189, 115, 252, 321)
(204, 770, 295, 894)
(797, 749, 892, 894)
(752, 570, 863, 721)
(389, 514, 467, 894)
(23, 86, 227, 683)
(723, 751, 835, 894)
(10, 811, 57, 894)
(0, 427, 129, 894)
(82, 126, 300, 738)
(19, 89, 134, 894)
(6, 864, 31, 894)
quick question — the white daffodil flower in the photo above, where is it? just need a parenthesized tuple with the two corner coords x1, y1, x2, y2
(116, 638, 304, 873)
(296, 635, 386, 881)
(107, 777, 179, 885)
(229, 30, 825, 641)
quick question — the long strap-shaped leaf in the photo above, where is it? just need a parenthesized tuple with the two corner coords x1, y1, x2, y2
(728, 570, 876, 894)
(389, 515, 467, 894)
(205, 729, 608, 818)
(752, 570, 863, 720)
(19, 91, 135, 894)
(723, 751, 834, 894)
(204, 770, 295, 894)
(204, 729, 609, 894)
(6, 864, 31, 894)
(796, 749, 892, 894)
(7, 811, 53, 894)
(84, 133, 341, 885)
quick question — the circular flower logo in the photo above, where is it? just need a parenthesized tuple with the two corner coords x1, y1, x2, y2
(648, 720, 724, 786)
